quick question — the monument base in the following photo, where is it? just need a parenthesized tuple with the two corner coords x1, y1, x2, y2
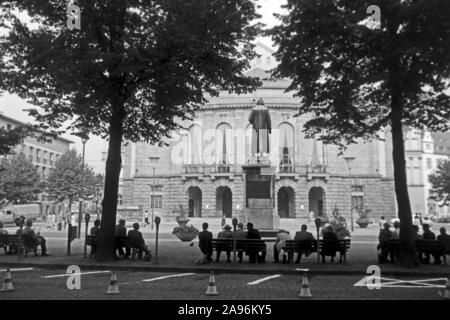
(244, 208, 280, 230)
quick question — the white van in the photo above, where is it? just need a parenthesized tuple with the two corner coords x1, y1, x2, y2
(0, 204, 42, 225)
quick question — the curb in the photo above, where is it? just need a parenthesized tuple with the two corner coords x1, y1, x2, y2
(1, 261, 449, 277)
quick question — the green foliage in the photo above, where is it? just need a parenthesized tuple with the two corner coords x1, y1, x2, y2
(0, 153, 42, 203)
(45, 149, 99, 202)
(270, 0, 450, 145)
(1, 0, 262, 143)
(0, 126, 28, 156)
(429, 160, 450, 206)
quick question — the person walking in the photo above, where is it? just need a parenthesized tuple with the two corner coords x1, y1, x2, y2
(198, 222, 213, 263)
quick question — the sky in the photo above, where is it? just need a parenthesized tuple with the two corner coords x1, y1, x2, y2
(0, 0, 286, 173)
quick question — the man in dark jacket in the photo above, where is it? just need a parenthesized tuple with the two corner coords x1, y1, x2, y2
(115, 219, 128, 258)
(198, 223, 213, 262)
(293, 224, 316, 263)
(127, 223, 151, 261)
(246, 222, 266, 263)
(422, 224, 441, 264)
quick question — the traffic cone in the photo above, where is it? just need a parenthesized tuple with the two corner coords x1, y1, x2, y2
(0, 269, 14, 292)
(205, 271, 219, 296)
(438, 278, 450, 299)
(106, 272, 120, 294)
(298, 271, 312, 298)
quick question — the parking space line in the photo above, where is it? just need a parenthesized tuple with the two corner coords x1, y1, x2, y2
(0, 268, 34, 272)
(42, 270, 110, 278)
(247, 275, 281, 285)
(142, 273, 195, 282)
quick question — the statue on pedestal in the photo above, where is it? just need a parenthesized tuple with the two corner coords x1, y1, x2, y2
(249, 98, 271, 157)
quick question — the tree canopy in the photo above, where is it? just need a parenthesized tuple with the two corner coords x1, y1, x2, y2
(45, 149, 99, 206)
(270, 0, 450, 267)
(429, 160, 450, 206)
(0, 153, 42, 203)
(0, 126, 28, 156)
(0, 0, 262, 260)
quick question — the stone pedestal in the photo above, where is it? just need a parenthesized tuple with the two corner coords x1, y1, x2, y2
(242, 163, 278, 230)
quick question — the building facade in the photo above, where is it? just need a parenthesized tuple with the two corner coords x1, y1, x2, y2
(0, 112, 73, 178)
(405, 129, 450, 216)
(121, 43, 398, 223)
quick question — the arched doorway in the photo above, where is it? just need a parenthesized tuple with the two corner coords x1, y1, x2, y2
(309, 187, 325, 217)
(216, 186, 232, 218)
(187, 187, 202, 217)
(277, 187, 295, 218)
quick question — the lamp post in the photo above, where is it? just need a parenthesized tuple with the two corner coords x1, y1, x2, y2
(78, 137, 88, 238)
(148, 156, 160, 231)
(344, 156, 356, 232)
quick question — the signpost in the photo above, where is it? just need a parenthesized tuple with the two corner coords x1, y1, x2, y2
(83, 213, 90, 258)
(232, 218, 238, 264)
(15, 217, 24, 260)
(154, 216, 161, 264)
(315, 218, 321, 262)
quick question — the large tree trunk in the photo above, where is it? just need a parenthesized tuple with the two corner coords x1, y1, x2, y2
(390, 94, 416, 268)
(97, 109, 124, 261)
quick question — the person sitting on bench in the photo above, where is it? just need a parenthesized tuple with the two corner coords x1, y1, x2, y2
(115, 219, 128, 258)
(234, 223, 247, 263)
(18, 219, 48, 256)
(321, 225, 338, 263)
(273, 229, 291, 263)
(216, 224, 233, 263)
(293, 224, 315, 263)
(246, 222, 265, 263)
(127, 223, 151, 261)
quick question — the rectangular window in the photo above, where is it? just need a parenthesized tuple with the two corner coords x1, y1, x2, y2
(351, 185, 364, 212)
(351, 185, 364, 193)
(351, 196, 364, 212)
(150, 195, 162, 209)
(427, 158, 432, 170)
(150, 185, 163, 192)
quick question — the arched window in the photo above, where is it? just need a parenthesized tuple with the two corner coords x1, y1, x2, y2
(188, 124, 203, 164)
(245, 124, 253, 163)
(278, 123, 295, 172)
(216, 123, 232, 169)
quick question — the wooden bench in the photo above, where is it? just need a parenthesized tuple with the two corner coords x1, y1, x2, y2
(387, 239, 448, 265)
(283, 240, 318, 262)
(0, 234, 38, 257)
(85, 235, 147, 259)
(210, 239, 267, 262)
(319, 239, 351, 263)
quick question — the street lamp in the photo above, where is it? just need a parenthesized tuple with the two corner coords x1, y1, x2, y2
(148, 156, 160, 231)
(344, 156, 356, 232)
(78, 137, 88, 238)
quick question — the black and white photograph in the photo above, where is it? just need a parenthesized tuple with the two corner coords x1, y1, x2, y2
(0, 0, 449, 309)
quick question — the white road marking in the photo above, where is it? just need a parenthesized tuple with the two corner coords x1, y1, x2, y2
(354, 276, 448, 288)
(43, 270, 110, 278)
(247, 275, 281, 285)
(0, 268, 34, 272)
(142, 273, 195, 282)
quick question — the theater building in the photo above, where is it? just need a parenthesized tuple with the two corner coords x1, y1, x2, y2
(122, 42, 397, 223)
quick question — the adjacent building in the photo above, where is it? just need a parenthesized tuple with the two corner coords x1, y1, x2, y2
(405, 129, 450, 216)
(0, 111, 73, 178)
